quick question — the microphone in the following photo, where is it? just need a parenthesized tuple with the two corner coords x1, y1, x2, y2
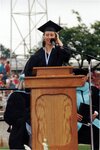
(50, 38, 56, 46)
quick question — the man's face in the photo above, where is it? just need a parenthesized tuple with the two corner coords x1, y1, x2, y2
(92, 71, 100, 89)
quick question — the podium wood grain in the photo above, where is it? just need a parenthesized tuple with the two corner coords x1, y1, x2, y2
(25, 66, 86, 150)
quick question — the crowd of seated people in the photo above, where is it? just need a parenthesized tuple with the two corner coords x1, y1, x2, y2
(0, 59, 20, 111)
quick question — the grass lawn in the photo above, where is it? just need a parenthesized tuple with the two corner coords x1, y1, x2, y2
(0, 148, 9, 150)
(0, 144, 91, 150)
(78, 144, 91, 150)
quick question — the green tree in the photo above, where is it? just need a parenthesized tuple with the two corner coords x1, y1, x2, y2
(0, 44, 16, 59)
(91, 21, 100, 57)
(60, 10, 100, 68)
(0, 44, 10, 58)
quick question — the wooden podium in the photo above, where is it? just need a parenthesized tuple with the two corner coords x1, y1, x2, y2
(25, 66, 86, 150)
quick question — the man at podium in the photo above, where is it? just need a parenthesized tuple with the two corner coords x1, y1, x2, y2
(4, 20, 71, 149)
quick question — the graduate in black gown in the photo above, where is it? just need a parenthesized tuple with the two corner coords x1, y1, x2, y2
(77, 69, 100, 150)
(4, 20, 71, 149)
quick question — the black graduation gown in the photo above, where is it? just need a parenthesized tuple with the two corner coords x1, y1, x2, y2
(24, 46, 71, 76)
(4, 91, 30, 149)
(91, 85, 99, 114)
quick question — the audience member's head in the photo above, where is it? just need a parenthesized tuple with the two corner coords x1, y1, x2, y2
(92, 70, 100, 89)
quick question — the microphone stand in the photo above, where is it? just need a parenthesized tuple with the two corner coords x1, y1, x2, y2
(64, 45, 100, 150)
(86, 56, 94, 150)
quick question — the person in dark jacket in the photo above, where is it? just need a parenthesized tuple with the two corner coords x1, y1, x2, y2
(74, 69, 100, 150)
(4, 20, 71, 149)
(4, 91, 30, 149)
(24, 20, 71, 76)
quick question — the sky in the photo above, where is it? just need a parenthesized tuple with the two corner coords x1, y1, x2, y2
(0, 0, 100, 56)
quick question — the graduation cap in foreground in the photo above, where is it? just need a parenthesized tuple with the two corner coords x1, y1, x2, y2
(38, 20, 63, 33)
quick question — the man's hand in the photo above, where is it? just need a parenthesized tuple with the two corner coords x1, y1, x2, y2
(77, 113, 83, 122)
(92, 111, 98, 121)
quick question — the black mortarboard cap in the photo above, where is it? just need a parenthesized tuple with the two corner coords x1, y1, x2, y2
(38, 20, 63, 33)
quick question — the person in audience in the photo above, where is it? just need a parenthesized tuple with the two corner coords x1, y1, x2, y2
(0, 59, 7, 83)
(74, 68, 100, 150)
(4, 20, 71, 149)
(0, 59, 6, 74)
(4, 60, 11, 77)
(12, 74, 20, 88)
(0, 74, 4, 88)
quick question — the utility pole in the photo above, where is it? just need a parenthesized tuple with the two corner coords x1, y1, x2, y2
(58, 16, 67, 27)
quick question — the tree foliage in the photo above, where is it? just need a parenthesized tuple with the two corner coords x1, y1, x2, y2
(0, 44, 16, 59)
(0, 44, 10, 58)
(60, 10, 100, 68)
